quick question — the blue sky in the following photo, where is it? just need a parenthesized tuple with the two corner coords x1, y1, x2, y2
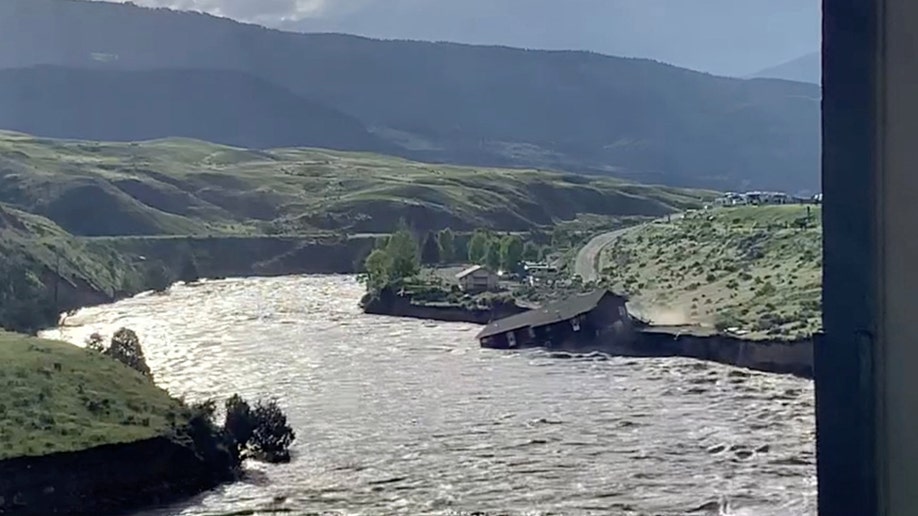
(95, 0, 821, 76)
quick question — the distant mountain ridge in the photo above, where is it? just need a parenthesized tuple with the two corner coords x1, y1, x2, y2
(0, 0, 821, 192)
(751, 52, 820, 85)
(0, 66, 388, 151)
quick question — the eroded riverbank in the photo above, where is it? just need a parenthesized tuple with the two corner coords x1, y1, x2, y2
(44, 275, 817, 515)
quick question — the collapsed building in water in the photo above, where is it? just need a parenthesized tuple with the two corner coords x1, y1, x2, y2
(476, 288, 814, 378)
(476, 289, 638, 349)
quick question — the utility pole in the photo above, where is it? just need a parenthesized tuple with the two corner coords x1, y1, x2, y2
(53, 252, 61, 313)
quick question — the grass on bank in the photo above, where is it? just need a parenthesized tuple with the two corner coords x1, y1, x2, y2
(599, 205, 822, 339)
(0, 331, 186, 460)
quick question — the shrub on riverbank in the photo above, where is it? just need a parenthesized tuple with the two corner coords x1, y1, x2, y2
(224, 395, 296, 464)
(84, 329, 297, 465)
(86, 328, 153, 379)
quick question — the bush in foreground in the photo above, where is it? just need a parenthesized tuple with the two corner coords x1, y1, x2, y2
(86, 328, 153, 379)
(224, 395, 296, 464)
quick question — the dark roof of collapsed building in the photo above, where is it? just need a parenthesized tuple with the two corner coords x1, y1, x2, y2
(476, 289, 627, 340)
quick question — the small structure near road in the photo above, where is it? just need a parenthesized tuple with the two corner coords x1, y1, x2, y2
(456, 265, 499, 293)
(522, 261, 560, 287)
(477, 289, 633, 349)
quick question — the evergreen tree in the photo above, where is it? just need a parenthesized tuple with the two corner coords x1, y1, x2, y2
(106, 328, 153, 379)
(362, 248, 392, 290)
(484, 238, 501, 270)
(385, 228, 420, 279)
(421, 231, 441, 264)
(499, 235, 525, 272)
(468, 230, 489, 264)
(437, 228, 455, 263)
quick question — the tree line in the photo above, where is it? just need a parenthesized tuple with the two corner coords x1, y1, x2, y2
(361, 224, 547, 290)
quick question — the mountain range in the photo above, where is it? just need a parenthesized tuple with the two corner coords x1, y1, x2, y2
(0, 0, 822, 193)
(752, 52, 820, 84)
(0, 67, 387, 152)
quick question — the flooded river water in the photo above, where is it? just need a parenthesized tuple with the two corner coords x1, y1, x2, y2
(43, 275, 816, 515)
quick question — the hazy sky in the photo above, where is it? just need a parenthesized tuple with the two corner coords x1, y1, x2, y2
(95, 0, 821, 76)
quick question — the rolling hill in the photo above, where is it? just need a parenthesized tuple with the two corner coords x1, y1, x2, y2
(0, 131, 709, 237)
(0, 0, 821, 192)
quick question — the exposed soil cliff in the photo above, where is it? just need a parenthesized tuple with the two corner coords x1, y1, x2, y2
(0, 433, 237, 515)
(617, 328, 813, 378)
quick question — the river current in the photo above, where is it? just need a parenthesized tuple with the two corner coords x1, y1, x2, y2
(42, 275, 816, 516)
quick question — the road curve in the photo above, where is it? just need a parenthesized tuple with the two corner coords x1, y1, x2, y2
(573, 213, 685, 283)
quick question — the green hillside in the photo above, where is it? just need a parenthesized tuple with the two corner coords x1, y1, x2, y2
(599, 205, 822, 339)
(0, 131, 708, 236)
(0, 331, 186, 459)
(0, 130, 709, 333)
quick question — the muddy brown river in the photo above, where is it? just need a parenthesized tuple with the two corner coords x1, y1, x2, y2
(43, 275, 816, 515)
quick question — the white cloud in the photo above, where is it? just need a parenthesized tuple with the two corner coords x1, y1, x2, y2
(100, 0, 356, 23)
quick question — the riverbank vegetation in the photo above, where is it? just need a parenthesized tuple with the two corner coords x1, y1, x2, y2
(598, 205, 822, 339)
(0, 328, 296, 514)
(359, 220, 610, 313)
(0, 328, 295, 463)
(0, 131, 705, 334)
(86, 329, 296, 464)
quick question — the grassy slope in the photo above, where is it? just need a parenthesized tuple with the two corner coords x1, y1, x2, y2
(0, 331, 185, 459)
(600, 205, 822, 339)
(0, 131, 710, 237)
(0, 203, 140, 299)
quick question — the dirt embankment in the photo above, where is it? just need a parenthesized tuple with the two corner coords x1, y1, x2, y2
(0, 435, 236, 515)
(362, 287, 526, 324)
(622, 328, 813, 378)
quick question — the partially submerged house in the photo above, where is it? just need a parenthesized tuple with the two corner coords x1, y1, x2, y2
(456, 265, 499, 293)
(476, 289, 633, 349)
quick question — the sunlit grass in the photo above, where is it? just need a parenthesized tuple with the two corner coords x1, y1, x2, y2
(600, 205, 822, 339)
(0, 331, 185, 459)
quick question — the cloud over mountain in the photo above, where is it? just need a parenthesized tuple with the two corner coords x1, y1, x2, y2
(101, 0, 361, 22)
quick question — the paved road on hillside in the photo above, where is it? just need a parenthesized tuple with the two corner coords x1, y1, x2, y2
(573, 213, 685, 283)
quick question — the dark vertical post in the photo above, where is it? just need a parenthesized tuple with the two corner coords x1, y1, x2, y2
(54, 252, 61, 313)
(817, 1, 879, 514)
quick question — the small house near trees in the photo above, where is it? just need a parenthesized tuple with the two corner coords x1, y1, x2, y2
(476, 289, 633, 349)
(456, 265, 499, 293)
